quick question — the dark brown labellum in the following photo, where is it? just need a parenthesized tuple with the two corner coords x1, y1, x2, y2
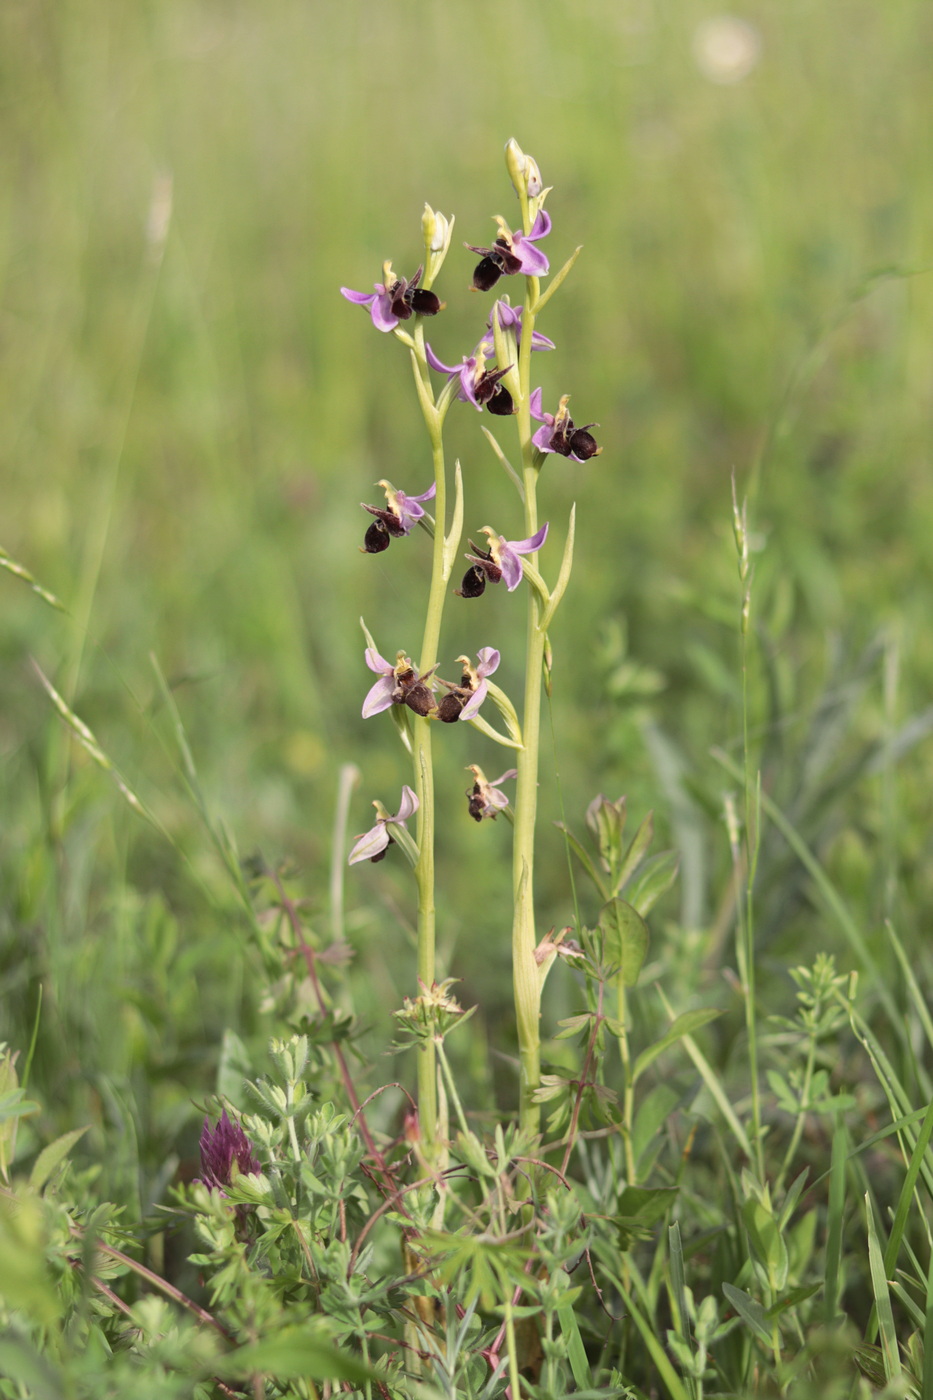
(403, 683, 436, 717)
(569, 427, 600, 460)
(407, 288, 442, 316)
(456, 565, 487, 598)
(472, 255, 503, 292)
(436, 693, 465, 723)
(363, 519, 391, 553)
(467, 784, 485, 821)
(485, 385, 514, 416)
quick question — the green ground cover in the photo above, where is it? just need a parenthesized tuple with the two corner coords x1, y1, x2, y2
(2, 1, 933, 1393)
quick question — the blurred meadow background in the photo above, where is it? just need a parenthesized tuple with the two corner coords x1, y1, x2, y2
(2, 0, 933, 1234)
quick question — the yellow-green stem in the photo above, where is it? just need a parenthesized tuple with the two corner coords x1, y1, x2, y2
(511, 274, 546, 1134)
(410, 321, 449, 1154)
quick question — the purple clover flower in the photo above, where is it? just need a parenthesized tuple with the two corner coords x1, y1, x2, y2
(436, 647, 500, 723)
(198, 1110, 260, 1193)
(348, 786, 419, 865)
(530, 389, 602, 462)
(340, 263, 442, 333)
(466, 211, 552, 291)
(362, 649, 437, 719)
(466, 765, 517, 821)
(361, 480, 436, 553)
(458, 523, 549, 597)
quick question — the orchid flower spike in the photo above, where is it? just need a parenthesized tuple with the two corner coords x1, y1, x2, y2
(466, 764, 517, 821)
(360, 479, 436, 553)
(341, 262, 443, 333)
(362, 648, 437, 718)
(436, 647, 500, 722)
(465, 211, 552, 292)
(348, 785, 419, 865)
(530, 388, 602, 462)
(457, 523, 549, 597)
(425, 341, 514, 416)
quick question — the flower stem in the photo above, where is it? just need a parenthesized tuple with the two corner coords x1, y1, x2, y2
(511, 277, 546, 1134)
(409, 322, 453, 1157)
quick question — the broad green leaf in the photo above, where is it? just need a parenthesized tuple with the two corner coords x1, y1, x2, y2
(626, 850, 679, 917)
(554, 822, 608, 900)
(599, 898, 648, 986)
(722, 1283, 774, 1347)
(742, 1199, 789, 1291)
(557, 1300, 592, 1391)
(29, 1127, 88, 1193)
(633, 1009, 721, 1083)
(616, 1185, 678, 1248)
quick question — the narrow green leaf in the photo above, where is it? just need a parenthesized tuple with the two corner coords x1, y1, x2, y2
(657, 987, 751, 1158)
(539, 503, 576, 633)
(615, 810, 655, 896)
(557, 1300, 593, 1391)
(633, 1010, 722, 1083)
(865, 1194, 901, 1382)
(443, 458, 464, 579)
(29, 1127, 88, 1194)
(824, 1124, 847, 1327)
(480, 426, 524, 501)
(627, 850, 680, 918)
(528, 244, 583, 316)
(553, 822, 609, 901)
(742, 1199, 788, 1291)
(722, 1283, 772, 1346)
(0, 545, 67, 612)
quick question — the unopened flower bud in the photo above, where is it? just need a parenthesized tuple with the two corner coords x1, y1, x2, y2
(422, 203, 454, 288)
(505, 137, 543, 199)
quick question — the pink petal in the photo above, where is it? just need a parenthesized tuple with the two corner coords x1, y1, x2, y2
(362, 676, 396, 718)
(395, 785, 419, 822)
(365, 648, 393, 674)
(476, 647, 500, 678)
(340, 286, 378, 305)
(348, 823, 390, 865)
(510, 522, 549, 556)
(529, 387, 545, 421)
(458, 680, 487, 722)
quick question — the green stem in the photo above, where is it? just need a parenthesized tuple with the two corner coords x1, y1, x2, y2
(511, 275, 546, 1134)
(616, 978, 638, 1184)
(409, 320, 453, 1157)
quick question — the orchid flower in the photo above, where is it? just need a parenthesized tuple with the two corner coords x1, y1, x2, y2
(425, 341, 513, 415)
(348, 785, 419, 865)
(530, 388, 601, 462)
(436, 647, 500, 722)
(361, 480, 436, 552)
(466, 210, 552, 291)
(466, 764, 517, 821)
(362, 648, 436, 718)
(458, 522, 549, 596)
(478, 300, 555, 356)
(340, 262, 442, 333)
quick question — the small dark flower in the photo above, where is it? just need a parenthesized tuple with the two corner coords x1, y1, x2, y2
(436, 648, 500, 723)
(460, 523, 549, 595)
(530, 389, 602, 462)
(455, 563, 490, 599)
(348, 785, 418, 864)
(362, 648, 437, 719)
(360, 480, 436, 551)
(198, 1110, 260, 1192)
(425, 342, 514, 416)
(466, 211, 552, 291)
(341, 262, 443, 332)
(466, 764, 517, 821)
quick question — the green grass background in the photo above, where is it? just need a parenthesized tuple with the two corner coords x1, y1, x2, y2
(2, 0, 933, 1209)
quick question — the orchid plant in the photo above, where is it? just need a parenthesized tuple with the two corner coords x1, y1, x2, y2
(342, 140, 597, 1150)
